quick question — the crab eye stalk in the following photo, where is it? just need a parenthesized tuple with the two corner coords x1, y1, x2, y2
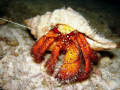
(68, 31, 75, 36)
(53, 27, 60, 34)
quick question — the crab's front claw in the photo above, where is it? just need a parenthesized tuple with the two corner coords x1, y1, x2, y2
(55, 44, 82, 82)
(32, 37, 55, 63)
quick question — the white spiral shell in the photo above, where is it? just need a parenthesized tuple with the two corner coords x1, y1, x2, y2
(24, 7, 116, 51)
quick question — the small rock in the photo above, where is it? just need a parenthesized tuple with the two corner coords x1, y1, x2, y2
(100, 57, 112, 67)
(95, 69, 102, 76)
(8, 40, 19, 46)
(11, 52, 18, 57)
(0, 41, 7, 47)
(0, 37, 8, 43)
(0, 47, 4, 59)
(96, 84, 104, 90)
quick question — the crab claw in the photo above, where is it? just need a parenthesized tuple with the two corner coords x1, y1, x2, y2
(32, 30, 59, 63)
(56, 44, 82, 82)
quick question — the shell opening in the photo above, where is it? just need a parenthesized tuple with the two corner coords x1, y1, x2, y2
(57, 24, 75, 34)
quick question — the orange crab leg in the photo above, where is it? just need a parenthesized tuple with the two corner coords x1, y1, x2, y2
(45, 45, 61, 75)
(77, 33, 92, 80)
(32, 36, 47, 55)
(32, 30, 59, 55)
(89, 50, 100, 63)
(33, 37, 55, 63)
(56, 44, 81, 81)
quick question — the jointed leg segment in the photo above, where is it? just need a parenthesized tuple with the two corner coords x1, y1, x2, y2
(45, 45, 61, 75)
(32, 29, 100, 83)
(32, 30, 59, 63)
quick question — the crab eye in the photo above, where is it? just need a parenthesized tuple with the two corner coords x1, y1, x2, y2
(68, 31, 74, 36)
(53, 27, 60, 34)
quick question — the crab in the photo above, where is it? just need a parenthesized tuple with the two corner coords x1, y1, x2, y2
(24, 7, 116, 83)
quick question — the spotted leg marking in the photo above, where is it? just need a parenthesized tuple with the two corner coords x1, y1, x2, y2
(45, 45, 61, 75)
(32, 30, 58, 55)
(32, 37, 55, 63)
(56, 44, 81, 82)
(77, 33, 92, 80)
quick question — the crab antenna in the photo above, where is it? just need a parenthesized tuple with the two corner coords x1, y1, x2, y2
(0, 18, 37, 31)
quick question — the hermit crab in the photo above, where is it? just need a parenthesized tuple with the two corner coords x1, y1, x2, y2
(24, 7, 116, 83)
